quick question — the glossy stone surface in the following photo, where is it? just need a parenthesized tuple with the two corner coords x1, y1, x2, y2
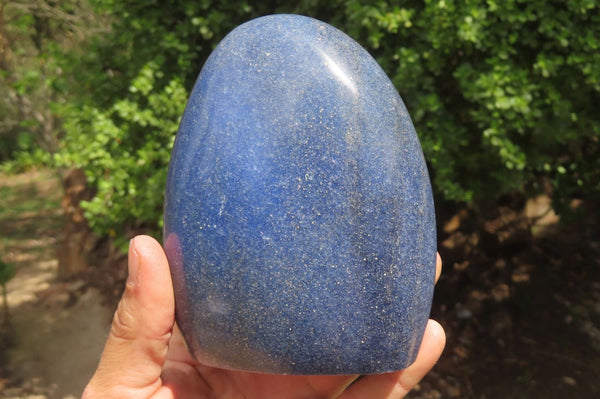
(163, 14, 436, 375)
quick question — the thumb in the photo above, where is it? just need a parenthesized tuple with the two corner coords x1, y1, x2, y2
(84, 235, 175, 398)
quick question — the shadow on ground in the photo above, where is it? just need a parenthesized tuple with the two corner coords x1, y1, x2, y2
(1, 170, 599, 399)
(0, 170, 112, 399)
(414, 196, 600, 399)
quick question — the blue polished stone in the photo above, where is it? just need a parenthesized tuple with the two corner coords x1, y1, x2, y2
(163, 14, 436, 375)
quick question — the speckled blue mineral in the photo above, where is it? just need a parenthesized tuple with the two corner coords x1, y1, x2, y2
(163, 14, 437, 375)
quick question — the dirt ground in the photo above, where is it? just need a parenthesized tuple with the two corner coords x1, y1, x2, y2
(414, 196, 600, 398)
(0, 170, 112, 399)
(1, 170, 599, 398)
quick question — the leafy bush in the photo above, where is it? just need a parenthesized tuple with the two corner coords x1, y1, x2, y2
(0, 148, 54, 174)
(340, 0, 600, 206)
(0, 257, 15, 327)
(57, 0, 600, 238)
(0, 1, 98, 165)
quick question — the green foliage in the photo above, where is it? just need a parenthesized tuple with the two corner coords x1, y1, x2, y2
(0, 0, 101, 165)
(0, 148, 54, 174)
(342, 0, 600, 205)
(55, 0, 341, 237)
(0, 258, 15, 288)
(0, 257, 15, 327)
(56, 73, 187, 235)
(56, 0, 600, 238)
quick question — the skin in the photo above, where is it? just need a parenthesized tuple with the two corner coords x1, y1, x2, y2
(83, 235, 445, 399)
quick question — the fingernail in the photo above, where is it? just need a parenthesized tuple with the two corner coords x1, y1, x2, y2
(128, 238, 140, 285)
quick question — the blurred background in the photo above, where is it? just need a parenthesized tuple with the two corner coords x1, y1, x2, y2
(1, 0, 599, 398)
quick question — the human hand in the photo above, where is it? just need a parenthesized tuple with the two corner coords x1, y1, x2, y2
(83, 235, 445, 399)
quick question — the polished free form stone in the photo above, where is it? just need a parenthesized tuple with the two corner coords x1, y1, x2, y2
(163, 14, 437, 375)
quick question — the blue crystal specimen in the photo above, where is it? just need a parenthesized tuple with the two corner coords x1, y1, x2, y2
(163, 14, 436, 375)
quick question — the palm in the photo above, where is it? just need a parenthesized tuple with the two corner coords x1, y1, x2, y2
(84, 236, 444, 399)
(161, 326, 357, 398)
